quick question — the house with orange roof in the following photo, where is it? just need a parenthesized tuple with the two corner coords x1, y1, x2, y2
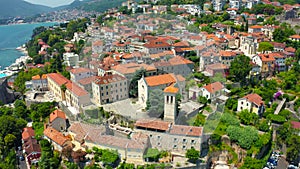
(199, 51, 221, 71)
(205, 63, 229, 77)
(237, 93, 265, 115)
(248, 25, 263, 33)
(152, 56, 194, 77)
(31, 74, 48, 91)
(200, 82, 225, 100)
(289, 34, 300, 41)
(43, 127, 72, 151)
(47, 73, 91, 112)
(49, 110, 67, 132)
(252, 54, 275, 77)
(219, 50, 238, 67)
(92, 73, 128, 105)
(269, 52, 286, 72)
(138, 73, 185, 108)
(143, 39, 172, 54)
(22, 127, 41, 166)
(70, 67, 97, 82)
(134, 119, 203, 155)
(111, 62, 157, 81)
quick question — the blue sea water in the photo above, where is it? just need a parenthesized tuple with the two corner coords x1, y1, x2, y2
(0, 22, 57, 69)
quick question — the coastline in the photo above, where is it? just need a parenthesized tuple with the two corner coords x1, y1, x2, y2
(0, 21, 59, 77)
(0, 45, 31, 77)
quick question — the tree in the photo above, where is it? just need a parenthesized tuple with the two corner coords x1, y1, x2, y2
(295, 48, 300, 61)
(147, 89, 164, 118)
(258, 42, 274, 53)
(211, 72, 226, 83)
(198, 96, 208, 105)
(193, 112, 206, 126)
(129, 69, 146, 97)
(239, 109, 259, 125)
(229, 55, 252, 85)
(185, 147, 199, 163)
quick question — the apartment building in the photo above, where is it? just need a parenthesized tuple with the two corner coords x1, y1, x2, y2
(47, 73, 91, 112)
(92, 73, 128, 105)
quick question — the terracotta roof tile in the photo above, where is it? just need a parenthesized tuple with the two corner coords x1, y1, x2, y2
(50, 110, 66, 123)
(94, 74, 126, 85)
(250, 25, 263, 29)
(22, 127, 35, 140)
(290, 34, 300, 39)
(47, 73, 70, 86)
(164, 84, 179, 94)
(135, 119, 171, 131)
(66, 82, 89, 97)
(243, 93, 264, 106)
(285, 47, 296, 53)
(206, 63, 228, 70)
(68, 122, 108, 142)
(43, 127, 70, 146)
(168, 56, 194, 65)
(112, 63, 156, 75)
(170, 125, 202, 137)
(78, 76, 97, 85)
(203, 82, 224, 94)
(70, 68, 93, 74)
(220, 50, 237, 57)
(259, 54, 275, 62)
(144, 74, 184, 87)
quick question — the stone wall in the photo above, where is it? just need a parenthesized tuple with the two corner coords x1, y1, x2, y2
(0, 78, 15, 104)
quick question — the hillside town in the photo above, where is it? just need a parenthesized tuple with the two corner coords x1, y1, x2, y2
(0, 0, 300, 168)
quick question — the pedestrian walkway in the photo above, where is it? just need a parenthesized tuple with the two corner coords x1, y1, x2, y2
(274, 98, 286, 115)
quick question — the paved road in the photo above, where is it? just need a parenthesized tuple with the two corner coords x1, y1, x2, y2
(17, 150, 27, 169)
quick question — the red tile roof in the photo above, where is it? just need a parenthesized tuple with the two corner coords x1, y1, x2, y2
(164, 84, 179, 94)
(168, 56, 194, 65)
(144, 74, 184, 87)
(170, 125, 203, 137)
(112, 63, 156, 75)
(43, 127, 70, 146)
(50, 110, 66, 123)
(203, 82, 224, 94)
(70, 67, 93, 74)
(250, 25, 263, 29)
(243, 93, 264, 106)
(66, 82, 89, 97)
(220, 50, 237, 57)
(135, 119, 171, 131)
(78, 76, 97, 85)
(47, 73, 89, 97)
(259, 54, 276, 62)
(47, 73, 70, 86)
(143, 40, 171, 48)
(285, 47, 296, 53)
(290, 34, 300, 39)
(94, 74, 126, 85)
(291, 121, 300, 129)
(206, 63, 229, 70)
(22, 127, 35, 140)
